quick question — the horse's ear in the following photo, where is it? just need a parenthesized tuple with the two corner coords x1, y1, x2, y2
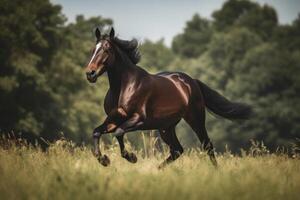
(109, 27, 115, 38)
(95, 27, 101, 40)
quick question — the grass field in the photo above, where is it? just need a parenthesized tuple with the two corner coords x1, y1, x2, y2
(0, 138, 299, 200)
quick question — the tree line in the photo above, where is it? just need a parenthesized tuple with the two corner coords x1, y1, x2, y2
(1, 0, 299, 152)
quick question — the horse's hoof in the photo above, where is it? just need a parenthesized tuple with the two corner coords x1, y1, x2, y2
(122, 151, 137, 163)
(210, 158, 218, 169)
(98, 154, 110, 166)
(93, 151, 100, 158)
(158, 161, 168, 170)
(158, 163, 165, 170)
(127, 152, 137, 163)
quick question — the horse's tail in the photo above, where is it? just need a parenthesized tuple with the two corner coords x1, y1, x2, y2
(196, 80, 252, 120)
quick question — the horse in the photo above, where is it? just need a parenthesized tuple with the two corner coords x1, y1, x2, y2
(85, 27, 252, 168)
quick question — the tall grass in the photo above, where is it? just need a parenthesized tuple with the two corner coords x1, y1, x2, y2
(0, 137, 299, 200)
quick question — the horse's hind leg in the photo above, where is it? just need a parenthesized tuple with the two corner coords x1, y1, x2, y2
(158, 126, 183, 169)
(184, 108, 218, 167)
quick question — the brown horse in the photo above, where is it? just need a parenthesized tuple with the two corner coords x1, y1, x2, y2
(85, 27, 252, 168)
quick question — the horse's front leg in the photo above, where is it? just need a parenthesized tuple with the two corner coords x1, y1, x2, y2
(92, 123, 116, 166)
(115, 113, 143, 163)
(116, 135, 137, 163)
(92, 108, 128, 166)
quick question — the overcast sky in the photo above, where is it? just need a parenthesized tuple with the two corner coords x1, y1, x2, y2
(52, 0, 300, 46)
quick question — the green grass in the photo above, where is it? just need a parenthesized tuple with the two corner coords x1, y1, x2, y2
(0, 139, 299, 200)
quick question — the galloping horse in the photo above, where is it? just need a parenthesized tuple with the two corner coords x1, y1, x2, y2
(85, 27, 252, 168)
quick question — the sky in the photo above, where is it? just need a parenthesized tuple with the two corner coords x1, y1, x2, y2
(52, 0, 300, 46)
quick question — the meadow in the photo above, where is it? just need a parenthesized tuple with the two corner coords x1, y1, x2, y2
(0, 137, 299, 200)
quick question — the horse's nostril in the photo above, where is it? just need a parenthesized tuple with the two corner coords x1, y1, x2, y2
(86, 70, 96, 77)
(86, 70, 97, 81)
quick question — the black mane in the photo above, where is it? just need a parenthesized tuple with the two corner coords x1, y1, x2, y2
(112, 37, 141, 64)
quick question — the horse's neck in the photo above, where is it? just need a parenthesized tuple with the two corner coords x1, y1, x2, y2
(107, 62, 139, 98)
(107, 67, 121, 95)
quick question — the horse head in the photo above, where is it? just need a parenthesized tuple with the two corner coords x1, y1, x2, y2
(85, 27, 116, 83)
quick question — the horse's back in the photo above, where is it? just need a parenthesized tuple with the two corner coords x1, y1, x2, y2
(154, 71, 196, 100)
(153, 71, 205, 109)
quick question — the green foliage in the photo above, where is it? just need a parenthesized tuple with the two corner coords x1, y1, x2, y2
(212, 0, 277, 39)
(273, 14, 300, 51)
(0, 0, 65, 138)
(212, 0, 258, 30)
(235, 4, 278, 39)
(172, 14, 212, 58)
(0, 0, 112, 142)
(139, 39, 175, 72)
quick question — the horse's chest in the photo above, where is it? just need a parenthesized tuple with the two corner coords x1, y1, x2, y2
(118, 86, 148, 111)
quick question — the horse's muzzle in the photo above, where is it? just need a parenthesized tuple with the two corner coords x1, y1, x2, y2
(86, 70, 97, 83)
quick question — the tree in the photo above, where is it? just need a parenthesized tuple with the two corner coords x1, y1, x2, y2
(0, 0, 113, 143)
(213, 0, 278, 40)
(198, 28, 262, 90)
(0, 0, 65, 139)
(172, 14, 212, 58)
(212, 0, 259, 31)
(139, 39, 175, 72)
(188, 29, 300, 151)
(273, 14, 300, 52)
(227, 43, 300, 150)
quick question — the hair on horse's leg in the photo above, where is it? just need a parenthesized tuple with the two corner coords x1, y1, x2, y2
(184, 108, 218, 168)
(158, 126, 183, 169)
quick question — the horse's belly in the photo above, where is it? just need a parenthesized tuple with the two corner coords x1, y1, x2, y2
(149, 97, 185, 119)
(143, 86, 188, 128)
(140, 115, 182, 130)
(146, 74, 191, 120)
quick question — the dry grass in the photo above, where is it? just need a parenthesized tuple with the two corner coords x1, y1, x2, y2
(0, 138, 299, 200)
